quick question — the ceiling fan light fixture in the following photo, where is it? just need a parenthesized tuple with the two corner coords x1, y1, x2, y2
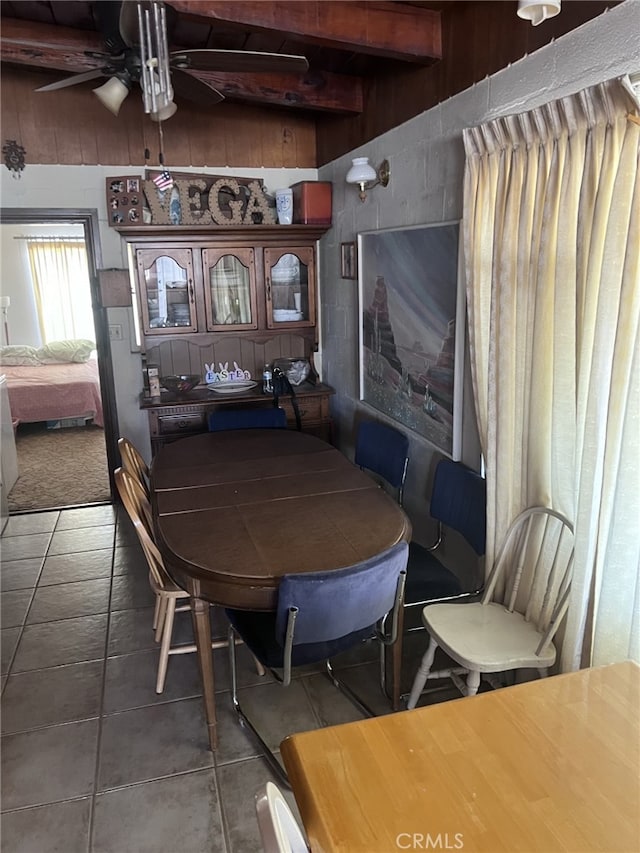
(93, 74, 131, 116)
(150, 100, 178, 122)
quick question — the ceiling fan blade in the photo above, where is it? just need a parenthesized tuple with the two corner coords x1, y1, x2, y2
(170, 68, 225, 107)
(35, 69, 108, 92)
(118, 0, 139, 48)
(95, 0, 131, 53)
(170, 49, 309, 75)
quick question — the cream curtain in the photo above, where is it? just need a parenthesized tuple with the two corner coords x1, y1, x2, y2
(463, 78, 640, 669)
(27, 240, 94, 343)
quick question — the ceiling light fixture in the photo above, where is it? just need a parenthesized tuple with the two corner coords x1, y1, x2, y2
(516, 0, 561, 26)
(93, 74, 132, 116)
(345, 157, 390, 203)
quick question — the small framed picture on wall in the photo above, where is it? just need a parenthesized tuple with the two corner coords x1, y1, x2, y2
(340, 241, 357, 279)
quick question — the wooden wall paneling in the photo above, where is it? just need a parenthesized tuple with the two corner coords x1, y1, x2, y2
(180, 108, 219, 167)
(159, 107, 195, 167)
(95, 111, 134, 166)
(15, 75, 51, 164)
(76, 105, 101, 165)
(223, 108, 265, 167)
(1, 67, 316, 168)
(1, 68, 21, 142)
(120, 100, 149, 167)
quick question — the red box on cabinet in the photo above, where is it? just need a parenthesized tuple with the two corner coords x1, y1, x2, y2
(291, 181, 332, 225)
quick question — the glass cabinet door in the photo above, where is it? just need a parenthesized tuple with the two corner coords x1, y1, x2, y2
(264, 247, 316, 328)
(136, 248, 196, 334)
(202, 248, 258, 331)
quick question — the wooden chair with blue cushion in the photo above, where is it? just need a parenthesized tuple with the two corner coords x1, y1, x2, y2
(381, 458, 486, 704)
(355, 420, 409, 505)
(208, 407, 287, 432)
(226, 542, 408, 786)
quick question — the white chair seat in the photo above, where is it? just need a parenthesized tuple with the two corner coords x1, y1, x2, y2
(423, 601, 557, 672)
(407, 507, 574, 708)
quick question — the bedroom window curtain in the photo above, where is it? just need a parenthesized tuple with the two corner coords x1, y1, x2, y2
(462, 77, 640, 670)
(27, 240, 95, 343)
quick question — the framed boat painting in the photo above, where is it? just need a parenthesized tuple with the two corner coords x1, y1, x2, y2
(357, 221, 465, 459)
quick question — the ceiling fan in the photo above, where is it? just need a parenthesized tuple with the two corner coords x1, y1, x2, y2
(35, 0, 309, 121)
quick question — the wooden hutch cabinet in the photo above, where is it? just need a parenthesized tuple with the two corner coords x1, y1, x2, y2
(117, 225, 332, 453)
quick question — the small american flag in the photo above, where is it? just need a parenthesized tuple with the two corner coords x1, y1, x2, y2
(152, 169, 173, 191)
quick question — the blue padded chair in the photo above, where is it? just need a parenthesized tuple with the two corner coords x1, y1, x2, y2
(226, 542, 408, 786)
(208, 407, 287, 432)
(355, 420, 409, 505)
(381, 459, 486, 703)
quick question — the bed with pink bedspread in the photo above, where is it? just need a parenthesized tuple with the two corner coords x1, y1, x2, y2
(2, 357, 104, 428)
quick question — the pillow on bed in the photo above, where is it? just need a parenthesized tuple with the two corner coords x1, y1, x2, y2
(37, 339, 96, 364)
(0, 345, 41, 366)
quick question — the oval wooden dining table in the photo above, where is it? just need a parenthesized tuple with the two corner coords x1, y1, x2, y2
(151, 429, 412, 750)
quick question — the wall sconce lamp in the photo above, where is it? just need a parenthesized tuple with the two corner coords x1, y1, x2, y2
(346, 157, 390, 203)
(517, 0, 561, 26)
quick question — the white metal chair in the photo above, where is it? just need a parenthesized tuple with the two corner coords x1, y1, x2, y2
(407, 506, 574, 708)
(255, 782, 309, 853)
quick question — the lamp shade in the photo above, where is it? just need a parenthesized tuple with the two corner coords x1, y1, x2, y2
(93, 76, 130, 116)
(0, 296, 10, 309)
(346, 157, 377, 185)
(516, 0, 561, 25)
(151, 100, 178, 122)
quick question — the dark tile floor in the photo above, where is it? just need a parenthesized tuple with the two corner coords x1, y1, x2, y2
(0, 505, 457, 853)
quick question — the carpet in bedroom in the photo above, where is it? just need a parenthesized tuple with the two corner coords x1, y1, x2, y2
(8, 422, 111, 513)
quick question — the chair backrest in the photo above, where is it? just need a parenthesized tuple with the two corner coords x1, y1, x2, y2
(430, 459, 486, 556)
(118, 437, 150, 496)
(208, 407, 288, 432)
(255, 782, 309, 853)
(275, 542, 409, 647)
(115, 467, 167, 591)
(483, 506, 574, 653)
(354, 420, 409, 504)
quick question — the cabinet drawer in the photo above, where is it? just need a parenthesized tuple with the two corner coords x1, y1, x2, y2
(158, 412, 206, 434)
(279, 396, 324, 424)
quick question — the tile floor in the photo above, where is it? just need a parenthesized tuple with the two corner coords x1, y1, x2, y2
(1, 504, 457, 853)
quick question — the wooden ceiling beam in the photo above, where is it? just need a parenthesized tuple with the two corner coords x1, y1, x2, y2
(193, 69, 362, 113)
(0, 18, 362, 114)
(0, 19, 106, 73)
(168, 1, 442, 62)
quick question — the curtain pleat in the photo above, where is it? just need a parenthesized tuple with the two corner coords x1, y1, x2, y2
(463, 77, 640, 668)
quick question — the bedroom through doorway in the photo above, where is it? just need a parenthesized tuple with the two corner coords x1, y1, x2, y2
(1, 212, 116, 513)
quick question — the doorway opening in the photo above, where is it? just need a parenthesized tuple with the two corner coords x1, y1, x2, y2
(0, 209, 118, 514)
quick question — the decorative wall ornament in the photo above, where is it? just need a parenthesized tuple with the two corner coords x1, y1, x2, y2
(204, 362, 252, 383)
(140, 176, 276, 226)
(2, 139, 26, 178)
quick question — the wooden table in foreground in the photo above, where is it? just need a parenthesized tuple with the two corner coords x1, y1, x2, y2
(281, 661, 640, 853)
(151, 430, 411, 750)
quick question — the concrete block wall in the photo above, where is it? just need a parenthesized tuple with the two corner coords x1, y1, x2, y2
(317, 0, 640, 539)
